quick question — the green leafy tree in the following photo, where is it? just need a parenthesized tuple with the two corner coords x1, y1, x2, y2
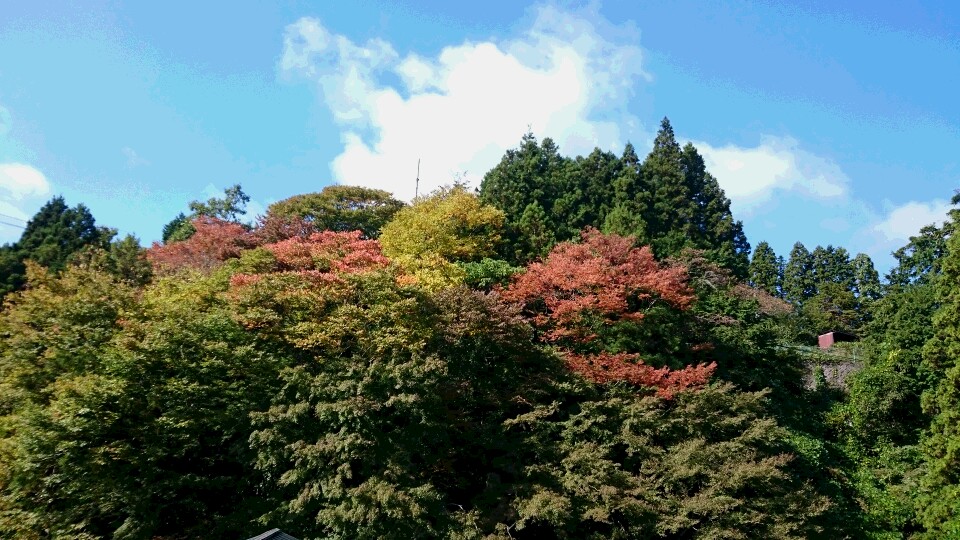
(0, 263, 139, 537)
(602, 142, 648, 241)
(553, 148, 619, 239)
(851, 252, 882, 301)
(800, 281, 860, 336)
(680, 142, 750, 276)
(480, 133, 568, 263)
(480, 122, 748, 275)
(70, 233, 154, 287)
(783, 242, 814, 304)
(888, 223, 951, 288)
(516, 201, 554, 261)
(161, 184, 250, 242)
(188, 183, 250, 221)
(240, 270, 556, 539)
(750, 241, 782, 296)
(380, 185, 505, 289)
(810, 245, 854, 292)
(0, 262, 287, 539)
(917, 200, 960, 535)
(833, 224, 947, 538)
(161, 211, 193, 243)
(642, 118, 692, 258)
(264, 184, 404, 239)
(459, 257, 522, 290)
(503, 383, 835, 538)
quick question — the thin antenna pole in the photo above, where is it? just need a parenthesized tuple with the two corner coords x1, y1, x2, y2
(415, 158, 420, 199)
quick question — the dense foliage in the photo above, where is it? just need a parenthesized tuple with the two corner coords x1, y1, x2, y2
(264, 185, 404, 239)
(1, 119, 959, 539)
(0, 197, 114, 299)
(479, 119, 749, 275)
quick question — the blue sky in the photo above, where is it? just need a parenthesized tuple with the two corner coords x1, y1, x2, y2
(0, 0, 957, 274)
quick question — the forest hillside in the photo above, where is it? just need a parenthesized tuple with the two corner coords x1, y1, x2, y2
(1, 119, 958, 539)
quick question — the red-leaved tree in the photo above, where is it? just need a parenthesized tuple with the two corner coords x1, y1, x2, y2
(229, 230, 390, 290)
(252, 214, 320, 244)
(502, 228, 714, 397)
(147, 217, 256, 273)
(264, 230, 389, 273)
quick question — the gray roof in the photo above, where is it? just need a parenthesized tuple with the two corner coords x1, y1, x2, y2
(245, 529, 299, 540)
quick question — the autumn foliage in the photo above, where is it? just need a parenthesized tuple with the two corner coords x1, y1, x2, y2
(564, 352, 716, 398)
(252, 213, 321, 244)
(504, 228, 714, 395)
(228, 230, 390, 293)
(147, 217, 256, 273)
(504, 229, 694, 339)
(264, 230, 388, 273)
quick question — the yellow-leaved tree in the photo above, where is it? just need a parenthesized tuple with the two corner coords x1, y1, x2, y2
(379, 185, 505, 290)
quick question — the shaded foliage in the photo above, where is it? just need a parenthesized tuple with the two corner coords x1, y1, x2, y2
(749, 241, 782, 297)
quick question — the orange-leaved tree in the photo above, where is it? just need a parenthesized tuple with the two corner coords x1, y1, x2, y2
(502, 228, 714, 397)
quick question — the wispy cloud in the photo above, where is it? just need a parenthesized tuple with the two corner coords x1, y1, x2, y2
(122, 146, 148, 168)
(695, 136, 850, 215)
(0, 163, 50, 201)
(0, 105, 11, 138)
(694, 134, 953, 268)
(874, 199, 952, 243)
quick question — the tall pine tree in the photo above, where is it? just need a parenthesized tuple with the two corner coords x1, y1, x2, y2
(749, 241, 782, 296)
(482, 119, 749, 275)
(810, 245, 854, 292)
(918, 199, 960, 535)
(602, 142, 648, 241)
(783, 242, 814, 304)
(0, 197, 112, 298)
(680, 142, 750, 276)
(480, 133, 568, 263)
(851, 253, 882, 301)
(641, 118, 692, 258)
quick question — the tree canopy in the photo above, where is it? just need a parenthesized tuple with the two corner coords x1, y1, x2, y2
(479, 119, 749, 275)
(0, 196, 113, 299)
(265, 185, 404, 239)
(3, 123, 960, 540)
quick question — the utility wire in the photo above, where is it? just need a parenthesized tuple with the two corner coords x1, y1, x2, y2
(0, 219, 26, 230)
(0, 212, 26, 222)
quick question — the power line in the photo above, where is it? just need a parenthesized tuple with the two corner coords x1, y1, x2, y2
(0, 212, 27, 224)
(0, 220, 26, 230)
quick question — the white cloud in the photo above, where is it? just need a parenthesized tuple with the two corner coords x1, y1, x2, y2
(280, 4, 645, 200)
(874, 199, 952, 243)
(0, 163, 52, 243)
(280, 17, 399, 127)
(695, 136, 850, 214)
(0, 163, 51, 201)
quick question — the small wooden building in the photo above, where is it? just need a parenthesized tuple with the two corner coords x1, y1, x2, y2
(245, 529, 299, 540)
(818, 331, 857, 349)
